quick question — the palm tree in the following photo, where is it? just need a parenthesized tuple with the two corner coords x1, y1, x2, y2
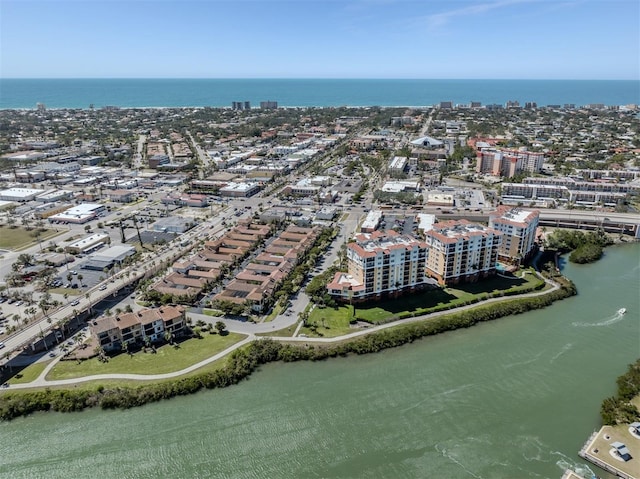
(85, 291, 93, 316)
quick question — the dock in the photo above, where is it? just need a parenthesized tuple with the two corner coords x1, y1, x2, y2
(578, 426, 638, 479)
(561, 470, 588, 479)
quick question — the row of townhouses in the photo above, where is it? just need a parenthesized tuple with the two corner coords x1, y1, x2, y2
(90, 305, 186, 352)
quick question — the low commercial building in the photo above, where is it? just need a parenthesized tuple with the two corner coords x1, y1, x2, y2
(152, 216, 193, 234)
(48, 203, 106, 224)
(83, 244, 136, 270)
(65, 233, 111, 254)
(0, 187, 43, 202)
(426, 192, 454, 207)
(381, 180, 421, 193)
(389, 156, 408, 174)
(219, 182, 260, 198)
(315, 206, 338, 221)
(35, 189, 74, 203)
(361, 210, 383, 233)
(107, 189, 136, 203)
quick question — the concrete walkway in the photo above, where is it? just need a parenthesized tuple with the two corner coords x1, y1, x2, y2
(6, 276, 561, 390)
(7, 335, 255, 389)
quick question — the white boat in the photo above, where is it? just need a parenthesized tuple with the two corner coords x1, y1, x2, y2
(618, 308, 626, 315)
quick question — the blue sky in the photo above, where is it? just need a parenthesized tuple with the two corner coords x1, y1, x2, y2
(1, 0, 638, 79)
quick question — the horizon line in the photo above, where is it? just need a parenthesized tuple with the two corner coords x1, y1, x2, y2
(1, 77, 638, 82)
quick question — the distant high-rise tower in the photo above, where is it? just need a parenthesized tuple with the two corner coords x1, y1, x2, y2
(260, 100, 278, 109)
(232, 101, 251, 110)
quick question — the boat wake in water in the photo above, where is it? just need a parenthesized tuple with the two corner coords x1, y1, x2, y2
(572, 309, 627, 327)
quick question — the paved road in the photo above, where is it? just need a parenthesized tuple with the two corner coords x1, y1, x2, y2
(0, 219, 226, 359)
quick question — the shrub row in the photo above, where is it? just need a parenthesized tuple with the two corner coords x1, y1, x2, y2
(0, 279, 576, 421)
(600, 359, 640, 425)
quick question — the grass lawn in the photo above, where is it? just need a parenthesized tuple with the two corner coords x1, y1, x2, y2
(263, 303, 284, 322)
(7, 361, 49, 384)
(0, 227, 63, 250)
(256, 323, 299, 337)
(301, 305, 355, 338)
(1, 356, 233, 394)
(203, 308, 224, 317)
(47, 332, 246, 380)
(302, 270, 546, 336)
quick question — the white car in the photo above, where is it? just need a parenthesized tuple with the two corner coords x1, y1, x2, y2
(70, 300, 80, 306)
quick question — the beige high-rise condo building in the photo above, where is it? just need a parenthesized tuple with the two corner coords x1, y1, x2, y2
(327, 230, 428, 301)
(423, 220, 502, 286)
(488, 206, 539, 264)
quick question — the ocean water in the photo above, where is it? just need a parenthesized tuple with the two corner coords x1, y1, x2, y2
(0, 78, 638, 109)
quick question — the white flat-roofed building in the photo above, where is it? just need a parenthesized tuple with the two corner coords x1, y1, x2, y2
(284, 178, 321, 197)
(73, 176, 99, 186)
(310, 175, 332, 186)
(389, 156, 408, 174)
(327, 230, 429, 301)
(49, 203, 106, 224)
(0, 187, 44, 202)
(424, 220, 502, 286)
(219, 182, 260, 198)
(36, 189, 74, 203)
(416, 214, 436, 233)
(426, 192, 454, 206)
(65, 233, 111, 254)
(381, 180, 421, 193)
(83, 244, 136, 270)
(488, 206, 539, 264)
(315, 206, 338, 221)
(361, 210, 383, 233)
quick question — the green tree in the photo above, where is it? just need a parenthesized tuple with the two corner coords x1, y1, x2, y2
(214, 321, 227, 335)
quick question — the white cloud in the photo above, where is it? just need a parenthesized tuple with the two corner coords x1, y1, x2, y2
(424, 0, 531, 30)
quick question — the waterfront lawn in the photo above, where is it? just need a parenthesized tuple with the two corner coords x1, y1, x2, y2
(47, 332, 246, 380)
(7, 361, 49, 384)
(302, 305, 354, 338)
(302, 270, 546, 336)
(0, 227, 62, 250)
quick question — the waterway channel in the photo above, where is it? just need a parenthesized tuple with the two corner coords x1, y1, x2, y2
(0, 244, 638, 479)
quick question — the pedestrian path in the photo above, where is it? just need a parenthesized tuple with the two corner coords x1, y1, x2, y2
(7, 276, 561, 389)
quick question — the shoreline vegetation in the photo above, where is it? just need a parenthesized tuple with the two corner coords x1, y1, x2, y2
(0, 275, 577, 421)
(600, 359, 640, 425)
